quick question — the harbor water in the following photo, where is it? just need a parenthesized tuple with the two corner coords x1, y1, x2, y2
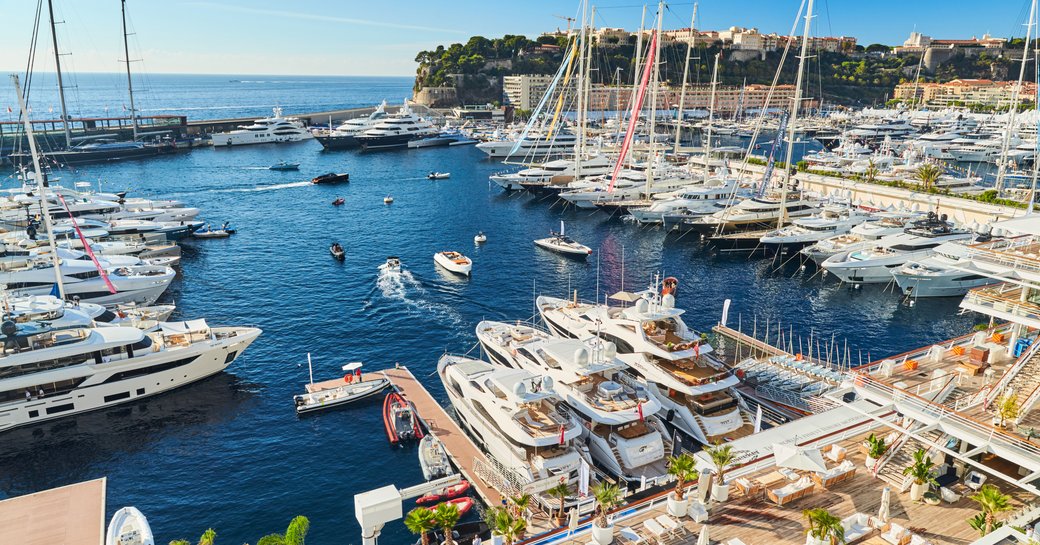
(0, 76, 977, 545)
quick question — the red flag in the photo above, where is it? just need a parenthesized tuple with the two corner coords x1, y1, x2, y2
(637, 401, 644, 421)
(694, 342, 700, 358)
(55, 193, 118, 294)
(558, 424, 566, 445)
(608, 31, 657, 193)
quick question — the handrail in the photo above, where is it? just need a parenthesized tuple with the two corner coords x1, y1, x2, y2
(1018, 379, 1040, 420)
(984, 331, 1040, 407)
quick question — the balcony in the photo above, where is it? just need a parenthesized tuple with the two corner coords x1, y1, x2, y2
(961, 283, 1040, 329)
(970, 236, 1040, 282)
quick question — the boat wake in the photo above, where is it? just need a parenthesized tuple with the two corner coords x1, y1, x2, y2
(374, 268, 462, 326)
(219, 181, 312, 193)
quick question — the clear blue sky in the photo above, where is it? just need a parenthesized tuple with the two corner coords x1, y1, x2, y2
(0, 0, 1033, 76)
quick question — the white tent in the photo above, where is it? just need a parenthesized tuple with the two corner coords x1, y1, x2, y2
(772, 443, 828, 472)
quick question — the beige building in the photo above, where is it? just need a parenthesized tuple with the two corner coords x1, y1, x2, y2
(502, 75, 557, 110)
(893, 79, 1037, 108)
(894, 31, 1006, 54)
(585, 83, 813, 114)
(594, 27, 631, 43)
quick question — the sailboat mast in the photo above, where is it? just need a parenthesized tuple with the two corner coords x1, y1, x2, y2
(672, 3, 698, 154)
(704, 53, 720, 182)
(625, 6, 647, 168)
(10, 75, 66, 299)
(46, 0, 72, 148)
(644, 1, 664, 198)
(776, 0, 814, 230)
(574, 0, 590, 181)
(121, 0, 139, 140)
(995, 0, 1036, 196)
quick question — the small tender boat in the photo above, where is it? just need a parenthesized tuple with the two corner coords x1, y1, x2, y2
(415, 481, 472, 505)
(434, 251, 472, 276)
(330, 242, 345, 260)
(106, 506, 154, 545)
(427, 172, 451, 180)
(384, 195, 394, 204)
(419, 435, 451, 481)
(144, 255, 181, 268)
(380, 256, 401, 273)
(269, 161, 300, 171)
(383, 391, 423, 444)
(332, 197, 345, 206)
(474, 231, 487, 244)
(294, 358, 389, 414)
(311, 172, 350, 184)
(193, 223, 233, 239)
(533, 221, 592, 258)
(422, 497, 474, 516)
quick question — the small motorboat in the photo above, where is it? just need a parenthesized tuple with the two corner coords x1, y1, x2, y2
(106, 506, 154, 545)
(144, 255, 181, 268)
(474, 231, 487, 244)
(383, 391, 423, 445)
(294, 359, 390, 414)
(193, 223, 233, 239)
(434, 251, 472, 276)
(311, 172, 349, 184)
(415, 481, 471, 505)
(533, 221, 592, 258)
(330, 242, 345, 260)
(419, 435, 451, 481)
(427, 172, 451, 180)
(332, 197, 345, 206)
(384, 195, 394, 204)
(380, 256, 400, 273)
(269, 161, 300, 171)
(422, 497, 474, 516)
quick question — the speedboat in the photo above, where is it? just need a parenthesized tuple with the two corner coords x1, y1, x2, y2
(330, 243, 345, 260)
(384, 195, 394, 204)
(383, 391, 423, 445)
(269, 161, 300, 171)
(428, 172, 451, 180)
(380, 256, 401, 273)
(193, 223, 233, 239)
(534, 221, 591, 258)
(106, 506, 154, 545)
(434, 251, 472, 276)
(294, 360, 390, 414)
(312, 172, 349, 185)
(332, 198, 345, 206)
(418, 435, 451, 481)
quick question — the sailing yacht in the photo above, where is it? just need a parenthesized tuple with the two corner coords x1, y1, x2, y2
(0, 319, 261, 432)
(354, 104, 439, 150)
(314, 101, 389, 150)
(438, 354, 588, 504)
(475, 321, 670, 483)
(210, 108, 312, 147)
(537, 291, 757, 445)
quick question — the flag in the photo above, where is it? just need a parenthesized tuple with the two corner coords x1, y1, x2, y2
(5, 106, 10, 113)
(49, 283, 60, 297)
(637, 401, 644, 421)
(55, 193, 117, 294)
(754, 404, 763, 433)
(694, 342, 700, 358)
(578, 458, 590, 497)
(558, 424, 565, 445)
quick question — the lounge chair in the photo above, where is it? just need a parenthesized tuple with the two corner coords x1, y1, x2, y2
(687, 500, 709, 523)
(909, 535, 932, 545)
(813, 460, 857, 489)
(880, 523, 911, 545)
(841, 513, 879, 543)
(940, 487, 962, 503)
(827, 444, 847, 463)
(965, 471, 987, 491)
(768, 477, 815, 507)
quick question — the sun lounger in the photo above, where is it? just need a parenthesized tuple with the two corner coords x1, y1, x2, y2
(813, 460, 857, 488)
(768, 476, 815, 506)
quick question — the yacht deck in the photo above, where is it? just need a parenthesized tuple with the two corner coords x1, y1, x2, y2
(0, 478, 106, 545)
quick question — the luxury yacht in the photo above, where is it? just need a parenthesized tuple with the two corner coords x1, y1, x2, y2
(0, 319, 261, 431)
(758, 206, 873, 254)
(476, 131, 579, 159)
(629, 178, 739, 225)
(800, 211, 919, 265)
(210, 108, 312, 147)
(314, 101, 389, 150)
(489, 156, 613, 192)
(475, 321, 670, 483)
(821, 213, 974, 284)
(891, 240, 999, 298)
(354, 104, 439, 150)
(438, 354, 589, 504)
(679, 190, 819, 236)
(0, 256, 175, 306)
(537, 291, 756, 445)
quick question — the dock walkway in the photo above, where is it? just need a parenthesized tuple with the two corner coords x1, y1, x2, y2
(382, 366, 503, 507)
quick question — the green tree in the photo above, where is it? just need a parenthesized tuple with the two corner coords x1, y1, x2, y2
(257, 516, 309, 545)
(508, 493, 531, 519)
(432, 503, 462, 545)
(547, 482, 571, 525)
(169, 528, 216, 545)
(404, 508, 437, 545)
(969, 484, 1013, 535)
(901, 449, 938, 489)
(591, 482, 622, 529)
(667, 453, 699, 500)
(914, 163, 942, 192)
(705, 442, 735, 484)
(485, 506, 526, 545)
(997, 392, 1020, 428)
(803, 508, 846, 545)
(864, 159, 879, 184)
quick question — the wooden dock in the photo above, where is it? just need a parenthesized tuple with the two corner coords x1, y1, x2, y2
(382, 366, 503, 507)
(713, 324, 806, 361)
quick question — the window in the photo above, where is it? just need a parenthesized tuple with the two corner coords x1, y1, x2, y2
(46, 403, 75, 414)
(104, 392, 131, 403)
(224, 351, 238, 364)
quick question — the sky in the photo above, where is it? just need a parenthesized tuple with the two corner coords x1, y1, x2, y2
(0, 0, 1034, 77)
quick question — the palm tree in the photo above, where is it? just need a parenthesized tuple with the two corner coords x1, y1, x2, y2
(486, 506, 527, 545)
(432, 503, 462, 545)
(170, 528, 217, 545)
(547, 482, 571, 526)
(667, 453, 699, 500)
(404, 508, 437, 545)
(257, 516, 310, 545)
(591, 482, 622, 529)
(997, 392, 1020, 428)
(914, 163, 942, 192)
(508, 493, 532, 519)
(970, 484, 1013, 535)
(864, 159, 879, 184)
(803, 508, 846, 545)
(706, 442, 735, 485)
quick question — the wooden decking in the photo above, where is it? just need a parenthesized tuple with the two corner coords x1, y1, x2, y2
(0, 478, 106, 545)
(382, 366, 503, 506)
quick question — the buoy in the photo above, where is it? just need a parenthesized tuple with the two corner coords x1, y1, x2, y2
(384, 195, 394, 204)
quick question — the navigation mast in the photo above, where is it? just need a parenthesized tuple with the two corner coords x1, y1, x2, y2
(46, 0, 73, 148)
(121, 0, 139, 140)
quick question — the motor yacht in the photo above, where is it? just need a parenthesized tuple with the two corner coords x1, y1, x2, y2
(476, 131, 579, 160)
(534, 223, 592, 258)
(891, 240, 999, 298)
(210, 108, 312, 147)
(629, 178, 739, 225)
(679, 190, 819, 236)
(314, 101, 388, 150)
(434, 251, 472, 276)
(489, 156, 612, 192)
(800, 211, 919, 265)
(0, 256, 175, 306)
(758, 206, 873, 254)
(354, 104, 439, 150)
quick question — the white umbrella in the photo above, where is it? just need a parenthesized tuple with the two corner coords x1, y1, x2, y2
(772, 443, 828, 473)
(878, 486, 891, 524)
(697, 524, 710, 545)
(567, 507, 579, 533)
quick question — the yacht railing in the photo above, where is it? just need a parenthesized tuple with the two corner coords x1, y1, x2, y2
(969, 236, 1040, 273)
(983, 332, 1040, 407)
(963, 284, 1040, 325)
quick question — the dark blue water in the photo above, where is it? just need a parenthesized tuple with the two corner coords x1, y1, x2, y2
(0, 78, 977, 545)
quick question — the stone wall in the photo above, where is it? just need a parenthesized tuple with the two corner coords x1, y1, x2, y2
(413, 86, 459, 108)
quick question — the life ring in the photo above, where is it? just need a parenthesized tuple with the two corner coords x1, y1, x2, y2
(662, 277, 679, 297)
(344, 374, 353, 383)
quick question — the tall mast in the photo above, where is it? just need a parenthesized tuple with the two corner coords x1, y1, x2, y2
(644, 1, 664, 198)
(777, 0, 814, 229)
(703, 53, 720, 183)
(1030, 13, 1040, 215)
(10, 75, 66, 299)
(121, 0, 139, 140)
(995, 0, 1036, 196)
(46, 0, 72, 148)
(574, 1, 591, 181)
(625, 5, 647, 168)
(672, 3, 697, 154)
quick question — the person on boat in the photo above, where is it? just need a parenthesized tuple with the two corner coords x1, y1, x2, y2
(354, 367, 362, 382)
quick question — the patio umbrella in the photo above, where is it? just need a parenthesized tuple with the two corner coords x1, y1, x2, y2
(697, 524, 710, 545)
(567, 508, 579, 532)
(772, 443, 828, 473)
(878, 486, 891, 524)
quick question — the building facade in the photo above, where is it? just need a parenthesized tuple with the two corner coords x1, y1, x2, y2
(502, 75, 557, 110)
(893, 79, 1037, 108)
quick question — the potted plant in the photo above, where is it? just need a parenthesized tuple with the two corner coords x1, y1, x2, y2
(902, 448, 937, 502)
(864, 434, 887, 470)
(706, 442, 734, 502)
(432, 503, 462, 545)
(257, 516, 310, 545)
(969, 484, 1013, 536)
(666, 453, 699, 517)
(485, 506, 526, 545)
(591, 482, 622, 545)
(922, 491, 941, 506)
(546, 482, 571, 527)
(997, 392, 1020, 429)
(507, 494, 530, 540)
(406, 508, 437, 545)
(802, 508, 846, 545)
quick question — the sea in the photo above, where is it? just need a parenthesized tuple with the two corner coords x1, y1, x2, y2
(0, 74, 977, 545)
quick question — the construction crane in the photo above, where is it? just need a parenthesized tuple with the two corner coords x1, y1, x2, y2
(553, 13, 577, 34)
